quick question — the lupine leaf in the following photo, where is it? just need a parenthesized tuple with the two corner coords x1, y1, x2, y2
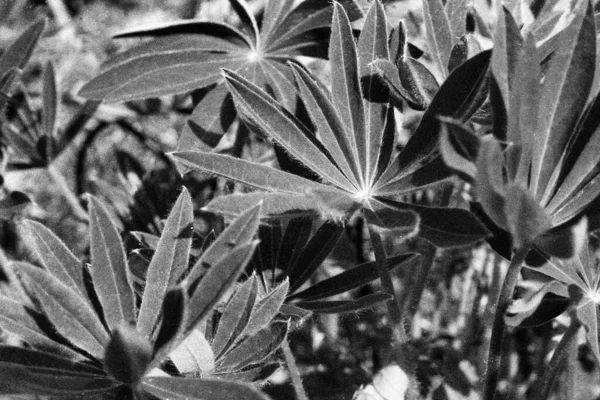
(394, 50, 491, 172)
(375, 199, 489, 248)
(535, 217, 588, 259)
(0, 294, 82, 359)
(18, 263, 108, 359)
(137, 189, 193, 338)
(153, 286, 187, 355)
(142, 376, 270, 400)
(88, 195, 136, 330)
(211, 362, 280, 383)
(289, 253, 420, 302)
(172, 151, 326, 194)
(188, 201, 261, 284)
(0, 19, 46, 78)
(22, 220, 86, 300)
(223, 69, 354, 191)
(371, 59, 422, 109)
(530, 0, 595, 197)
(278, 217, 313, 276)
(423, 0, 452, 77)
(185, 243, 258, 334)
(357, 0, 389, 184)
(216, 321, 287, 372)
(439, 120, 480, 180)
(298, 292, 392, 313)
(243, 279, 289, 337)
(475, 138, 507, 230)
(445, 0, 469, 44)
(291, 64, 360, 185)
(329, 3, 364, 174)
(170, 328, 215, 374)
(288, 223, 344, 292)
(41, 61, 58, 152)
(104, 323, 152, 386)
(203, 192, 321, 219)
(211, 275, 259, 359)
(505, 280, 568, 327)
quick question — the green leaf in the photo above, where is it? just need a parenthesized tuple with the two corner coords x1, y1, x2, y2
(211, 275, 259, 359)
(535, 217, 588, 260)
(216, 321, 288, 372)
(0, 19, 45, 79)
(530, 0, 596, 197)
(211, 362, 280, 383)
(153, 286, 187, 356)
(0, 294, 82, 359)
(364, 204, 420, 236)
(104, 324, 152, 386)
(505, 280, 568, 327)
(137, 189, 193, 338)
(445, 0, 469, 44)
(358, 0, 390, 184)
(172, 151, 326, 194)
(329, 2, 364, 174)
(170, 328, 215, 375)
(18, 263, 108, 359)
(423, 0, 452, 77)
(577, 298, 599, 363)
(177, 84, 235, 153)
(142, 376, 271, 400)
(298, 292, 392, 313)
(243, 279, 289, 337)
(375, 199, 490, 248)
(395, 50, 491, 172)
(185, 242, 258, 334)
(288, 223, 344, 292)
(291, 64, 361, 186)
(88, 195, 136, 329)
(223, 69, 354, 191)
(277, 217, 313, 276)
(439, 119, 480, 181)
(41, 61, 58, 160)
(21, 220, 86, 301)
(504, 184, 552, 250)
(204, 192, 319, 219)
(371, 58, 423, 110)
(188, 201, 261, 285)
(289, 253, 420, 302)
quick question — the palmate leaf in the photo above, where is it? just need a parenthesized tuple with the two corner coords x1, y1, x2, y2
(142, 376, 271, 400)
(455, 0, 600, 258)
(250, 216, 420, 312)
(79, 0, 362, 150)
(174, 0, 489, 248)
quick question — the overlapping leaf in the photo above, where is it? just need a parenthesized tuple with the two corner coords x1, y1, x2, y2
(1, 192, 270, 399)
(444, 0, 599, 258)
(172, 1, 490, 248)
(79, 0, 362, 151)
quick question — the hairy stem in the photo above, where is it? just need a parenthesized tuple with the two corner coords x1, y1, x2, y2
(368, 225, 407, 343)
(282, 338, 309, 400)
(535, 319, 581, 400)
(47, 165, 88, 222)
(483, 246, 529, 400)
(404, 242, 437, 333)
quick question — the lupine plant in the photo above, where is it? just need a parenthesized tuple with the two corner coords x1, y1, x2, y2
(2, 0, 600, 398)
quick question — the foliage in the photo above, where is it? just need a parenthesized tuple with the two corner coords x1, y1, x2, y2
(2, 0, 600, 399)
(1, 192, 269, 399)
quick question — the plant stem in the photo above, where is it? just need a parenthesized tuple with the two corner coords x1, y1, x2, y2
(367, 225, 408, 343)
(535, 319, 581, 400)
(282, 338, 309, 400)
(482, 246, 529, 400)
(47, 165, 88, 222)
(404, 242, 436, 332)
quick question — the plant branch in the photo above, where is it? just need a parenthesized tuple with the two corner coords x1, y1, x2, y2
(482, 246, 529, 400)
(535, 319, 581, 400)
(282, 338, 309, 400)
(47, 164, 88, 222)
(368, 225, 408, 343)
